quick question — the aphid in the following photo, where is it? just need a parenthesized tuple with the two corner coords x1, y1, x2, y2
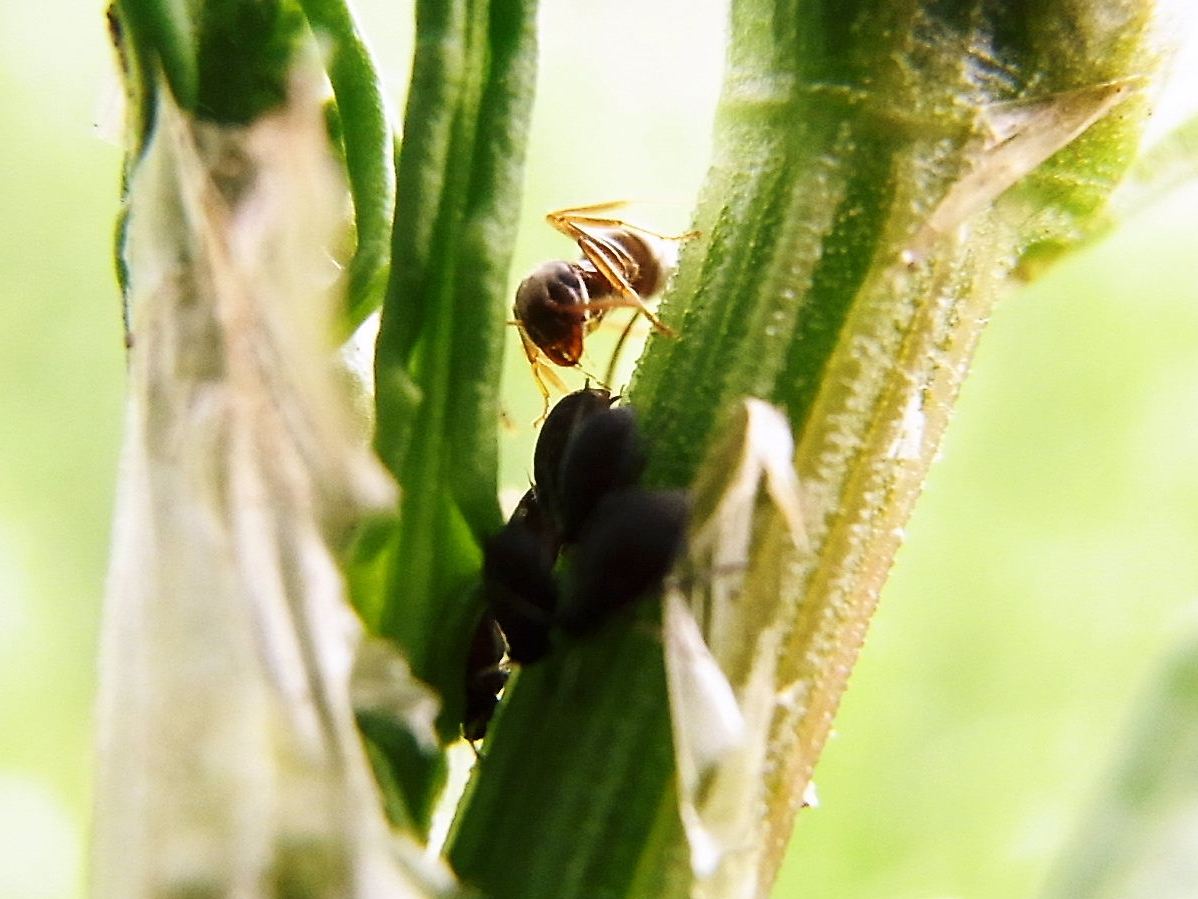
(482, 491, 559, 664)
(461, 610, 509, 745)
(513, 202, 695, 409)
(530, 386, 647, 541)
(558, 488, 690, 636)
(531, 386, 614, 535)
(507, 484, 559, 555)
(555, 405, 646, 542)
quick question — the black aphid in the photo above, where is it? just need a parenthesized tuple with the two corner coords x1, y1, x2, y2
(533, 386, 614, 534)
(556, 405, 646, 542)
(481, 496, 559, 664)
(475, 389, 688, 705)
(462, 611, 509, 744)
(558, 488, 690, 635)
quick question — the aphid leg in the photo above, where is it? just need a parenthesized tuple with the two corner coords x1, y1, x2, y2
(466, 735, 483, 760)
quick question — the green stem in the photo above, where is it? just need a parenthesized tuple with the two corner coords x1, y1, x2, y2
(448, 1, 1157, 895)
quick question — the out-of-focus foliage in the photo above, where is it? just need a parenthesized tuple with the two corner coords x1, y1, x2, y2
(1046, 635, 1198, 899)
(2, 1, 1198, 897)
(776, 185, 1198, 897)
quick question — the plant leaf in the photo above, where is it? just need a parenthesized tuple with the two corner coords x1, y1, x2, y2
(664, 399, 806, 893)
(298, 0, 397, 332)
(366, 0, 540, 769)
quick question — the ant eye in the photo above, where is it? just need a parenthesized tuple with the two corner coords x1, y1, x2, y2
(558, 488, 690, 635)
(545, 263, 586, 305)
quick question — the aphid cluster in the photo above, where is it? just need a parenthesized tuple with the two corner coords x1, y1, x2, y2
(462, 388, 689, 742)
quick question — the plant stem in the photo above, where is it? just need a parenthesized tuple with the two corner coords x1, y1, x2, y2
(448, 1, 1157, 895)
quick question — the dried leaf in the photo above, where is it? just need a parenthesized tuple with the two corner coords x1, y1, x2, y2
(92, 69, 451, 898)
(665, 399, 806, 895)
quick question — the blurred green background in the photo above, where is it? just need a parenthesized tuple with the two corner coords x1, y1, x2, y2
(1, 2, 1195, 897)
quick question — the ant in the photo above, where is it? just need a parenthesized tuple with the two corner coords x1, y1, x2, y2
(513, 202, 697, 413)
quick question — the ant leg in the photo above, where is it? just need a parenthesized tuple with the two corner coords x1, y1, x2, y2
(604, 310, 642, 389)
(546, 199, 633, 219)
(517, 326, 552, 420)
(570, 291, 675, 337)
(516, 325, 568, 423)
(567, 231, 676, 337)
(543, 211, 684, 338)
(546, 204, 701, 243)
(532, 361, 570, 425)
(564, 215, 699, 244)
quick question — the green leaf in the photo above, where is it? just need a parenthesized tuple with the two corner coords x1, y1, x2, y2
(299, 0, 397, 331)
(1045, 639, 1198, 899)
(111, 0, 393, 323)
(448, 1, 1159, 895)
(109, 0, 331, 337)
(112, 0, 307, 127)
(193, 0, 307, 123)
(367, 0, 539, 757)
(109, 0, 198, 130)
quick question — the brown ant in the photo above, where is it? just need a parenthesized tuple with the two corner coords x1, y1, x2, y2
(512, 202, 697, 413)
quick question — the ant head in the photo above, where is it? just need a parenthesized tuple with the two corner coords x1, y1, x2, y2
(514, 261, 591, 365)
(515, 260, 587, 312)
